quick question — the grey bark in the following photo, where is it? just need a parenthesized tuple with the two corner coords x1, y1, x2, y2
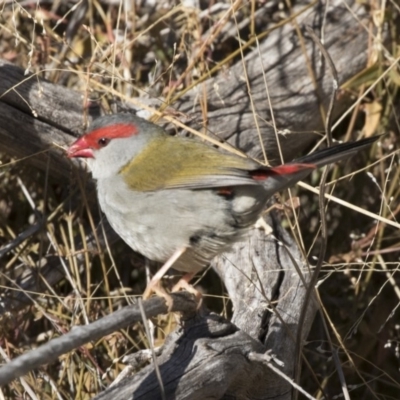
(93, 213, 315, 400)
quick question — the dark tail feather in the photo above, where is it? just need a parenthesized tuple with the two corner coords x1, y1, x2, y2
(291, 135, 381, 167)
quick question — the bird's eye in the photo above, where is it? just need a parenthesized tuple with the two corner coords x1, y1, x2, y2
(98, 138, 110, 147)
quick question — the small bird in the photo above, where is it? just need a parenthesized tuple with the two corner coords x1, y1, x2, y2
(67, 113, 377, 304)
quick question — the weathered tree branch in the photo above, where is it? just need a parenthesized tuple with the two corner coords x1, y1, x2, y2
(0, 293, 197, 386)
(90, 212, 316, 400)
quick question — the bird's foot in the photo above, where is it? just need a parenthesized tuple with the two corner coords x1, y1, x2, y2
(142, 279, 174, 311)
(171, 273, 203, 309)
(142, 246, 188, 311)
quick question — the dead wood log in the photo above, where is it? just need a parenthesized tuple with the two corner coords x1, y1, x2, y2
(0, 0, 382, 398)
(92, 212, 314, 400)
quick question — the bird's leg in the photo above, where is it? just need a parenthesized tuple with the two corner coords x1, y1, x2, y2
(171, 273, 203, 308)
(142, 246, 187, 310)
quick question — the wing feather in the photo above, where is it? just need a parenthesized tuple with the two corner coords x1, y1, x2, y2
(120, 136, 263, 191)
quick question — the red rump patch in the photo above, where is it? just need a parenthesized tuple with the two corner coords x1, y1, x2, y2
(251, 163, 316, 181)
(85, 123, 137, 149)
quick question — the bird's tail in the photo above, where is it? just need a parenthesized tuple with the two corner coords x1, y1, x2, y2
(253, 135, 380, 196)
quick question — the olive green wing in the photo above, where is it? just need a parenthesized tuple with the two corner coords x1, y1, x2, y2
(120, 136, 263, 191)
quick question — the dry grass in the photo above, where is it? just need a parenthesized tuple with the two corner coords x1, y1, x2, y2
(0, 0, 399, 399)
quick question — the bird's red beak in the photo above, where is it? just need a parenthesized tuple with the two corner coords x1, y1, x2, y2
(67, 137, 94, 158)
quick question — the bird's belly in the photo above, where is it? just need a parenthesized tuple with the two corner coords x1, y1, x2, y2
(101, 200, 185, 264)
(97, 181, 267, 273)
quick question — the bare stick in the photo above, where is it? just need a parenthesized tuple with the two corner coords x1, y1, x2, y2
(0, 292, 196, 387)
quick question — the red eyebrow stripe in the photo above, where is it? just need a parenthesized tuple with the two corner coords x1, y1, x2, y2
(88, 123, 137, 141)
